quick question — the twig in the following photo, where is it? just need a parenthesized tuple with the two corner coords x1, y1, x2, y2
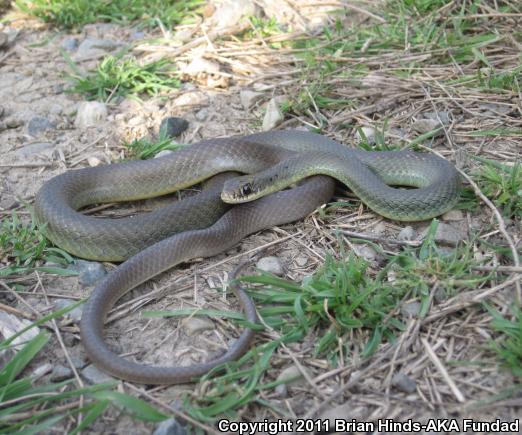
(421, 337, 466, 403)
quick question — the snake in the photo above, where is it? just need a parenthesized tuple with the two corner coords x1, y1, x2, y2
(34, 130, 460, 384)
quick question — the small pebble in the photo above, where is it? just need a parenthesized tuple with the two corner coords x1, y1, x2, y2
(442, 209, 464, 221)
(153, 418, 187, 435)
(256, 256, 284, 276)
(26, 116, 56, 136)
(295, 256, 308, 267)
(194, 107, 209, 121)
(420, 222, 466, 246)
(352, 244, 377, 262)
(16, 142, 54, 157)
(87, 156, 102, 167)
(184, 317, 214, 336)
(274, 383, 288, 398)
(392, 372, 417, 393)
(68, 260, 107, 287)
(75, 101, 108, 128)
(423, 110, 451, 125)
(276, 364, 308, 387)
(63, 333, 77, 347)
(240, 90, 263, 110)
(400, 301, 421, 317)
(411, 118, 443, 135)
(397, 226, 415, 241)
(82, 364, 114, 384)
(355, 126, 377, 145)
(50, 365, 73, 382)
(61, 38, 78, 51)
(159, 117, 189, 138)
(54, 299, 83, 322)
(262, 98, 284, 131)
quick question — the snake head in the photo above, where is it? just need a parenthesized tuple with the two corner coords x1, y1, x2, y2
(222, 176, 262, 203)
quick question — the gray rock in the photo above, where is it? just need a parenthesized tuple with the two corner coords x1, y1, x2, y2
(82, 364, 114, 384)
(130, 31, 146, 41)
(352, 244, 377, 262)
(262, 98, 284, 131)
(442, 209, 464, 221)
(184, 317, 214, 336)
(423, 110, 451, 125)
(355, 126, 377, 145)
(240, 90, 263, 110)
(295, 256, 308, 267)
(153, 418, 186, 435)
(256, 256, 284, 276)
(411, 118, 443, 135)
(194, 107, 209, 121)
(400, 301, 421, 317)
(420, 222, 466, 246)
(154, 150, 175, 159)
(49, 104, 63, 115)
(68, 259, 107, 286)
(276, 364, 309, 387)
(61, 38, 78, 51)
(159, 117, 189, 138)
(274, 383, 288, 397)
(5, 117, 23, 129)
(54, 298, 83, 322)
(26, 117, 56, 136)
(75, 38, 124, 59)
(50, 365, 73, 382)
(392, 372, 417, 393)
(397, 226, 415, 241)
(16, 142, 54, 157)
(480, 102, 512, 115)
(74, 101, 108, 128)
(70, 355, 88, 370)
(63, 332, 77, 347)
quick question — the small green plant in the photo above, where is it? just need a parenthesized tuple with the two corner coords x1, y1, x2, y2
(0, 304, 169, 432)
(472, 157, 521, 218)
(124, 135, 185, 160)
(16, 0, 205, 30)
(240, 16, 286, 48)
(0, 211, 72, 277)
(487, 305, 522, 378)
(65, 54, 180, 102)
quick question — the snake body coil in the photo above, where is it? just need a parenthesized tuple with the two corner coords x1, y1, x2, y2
(34, 130, 460, 384)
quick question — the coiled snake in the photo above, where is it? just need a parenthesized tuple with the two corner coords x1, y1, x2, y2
(34, 130, 459, 384)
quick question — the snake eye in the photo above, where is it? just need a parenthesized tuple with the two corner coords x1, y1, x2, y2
(241, 184, 253, 196)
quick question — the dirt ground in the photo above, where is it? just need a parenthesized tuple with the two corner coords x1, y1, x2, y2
(0, 1, 521, 434)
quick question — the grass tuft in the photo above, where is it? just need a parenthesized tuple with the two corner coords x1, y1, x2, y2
(16, 0, 205, 30)
(487, 305, 522, 378)
(0, 211, 72, 277)
(65, 53, 180, 103)
(123, 135, 185, 160)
